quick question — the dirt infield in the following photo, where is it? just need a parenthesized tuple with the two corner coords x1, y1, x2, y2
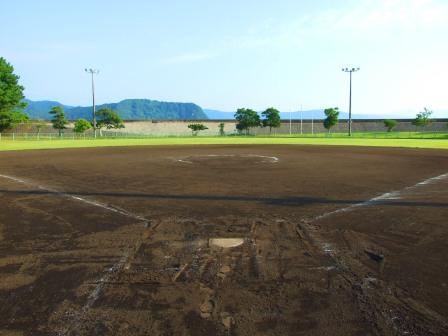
(0, 145, 447, 336)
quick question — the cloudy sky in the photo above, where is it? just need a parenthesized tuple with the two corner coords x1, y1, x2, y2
(1, 0, 447, 116)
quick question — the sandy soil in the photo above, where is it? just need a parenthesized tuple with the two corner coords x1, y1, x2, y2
(0, 145, 447, 335)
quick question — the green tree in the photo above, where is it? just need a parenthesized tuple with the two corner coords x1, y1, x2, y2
(0, 57, 28, 132)
(383, 119, 398, 132)
(96, 108, 124, 135)
(0, 111, 28, 132)
(234, 108, 261, 135)
(49, 106, 68, 137)
(323, 107, 339, 133)
(188, 123, 208, 136)
(0, 57, 26, 114)
(218, 122, 225, 136)
(412, 108, 432, 129)
(261, 107, 281, 134)
(74, 118, 92, 134)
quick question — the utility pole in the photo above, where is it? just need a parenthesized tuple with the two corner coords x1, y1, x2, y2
(342, 67, 360, 136)
(85, 68, 99, 138)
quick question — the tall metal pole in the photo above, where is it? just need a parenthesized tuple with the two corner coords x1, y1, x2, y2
(85, 68, 99, 138)
(342, 67, 360, 136)
(300, 104, 303, 135)
(349, 71, 352, 136)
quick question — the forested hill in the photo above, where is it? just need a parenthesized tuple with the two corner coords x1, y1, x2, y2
(23, 99, 207, 120)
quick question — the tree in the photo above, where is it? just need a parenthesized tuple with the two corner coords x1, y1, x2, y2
(218, 122, 225, 136)
(261, 107, 281, 134)
(0, 57, 28, 132)
(383, 119, 398, 132)
(188, 123, 208, 136)
(234, 108, 261, 135)
(49, 106, 68, 136)
(96, 108, 124, 135)
(323, 107, 339, 133)
(0, 57, 26, 114)
(74, 118, 92, 134)
(0, 111, 28, 132)
(412, 108, 432, 129)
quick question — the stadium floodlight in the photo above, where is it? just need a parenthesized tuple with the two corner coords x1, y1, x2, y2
(342, 67, 360, 136)
(85, 68, 100, 138)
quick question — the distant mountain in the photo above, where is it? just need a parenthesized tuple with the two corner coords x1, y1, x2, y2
(23, 100, 446, 121)
(23, 99, 74, 120)
(24, 99, 207, 120)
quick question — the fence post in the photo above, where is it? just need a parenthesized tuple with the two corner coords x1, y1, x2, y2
(13, 133, 15, 141)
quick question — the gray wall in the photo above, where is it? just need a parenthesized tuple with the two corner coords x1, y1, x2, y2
(5, 119, 448, 135)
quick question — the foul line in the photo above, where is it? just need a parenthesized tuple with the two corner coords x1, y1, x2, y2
(0, 173, 149, 335)
(0, 173, 148, 224)
(300, 171, 448, 334)
(308, 172, 448, 224)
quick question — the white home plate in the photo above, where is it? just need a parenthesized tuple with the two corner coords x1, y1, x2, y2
(209, 238, 244, 248)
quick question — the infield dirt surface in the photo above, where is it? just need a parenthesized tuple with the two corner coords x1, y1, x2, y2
(0, 144, 447, 336)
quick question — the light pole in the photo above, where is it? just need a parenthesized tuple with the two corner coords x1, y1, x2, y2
(85, 68, 99, 138)
(342, 67, 360, 136)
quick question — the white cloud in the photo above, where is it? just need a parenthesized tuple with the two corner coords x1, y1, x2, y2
(331, 0, 448, 30)
(233, 0, 448, 50)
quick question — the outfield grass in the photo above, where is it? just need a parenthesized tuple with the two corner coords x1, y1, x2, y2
(0, 136, 447, 151)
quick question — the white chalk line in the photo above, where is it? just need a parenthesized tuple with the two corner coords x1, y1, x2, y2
(0, 173, 148, 223)
(176, 154, 279, 164)
(0, 173, 148, 335)
(309, 172, 448, 225)
(302, 172, 448, 333)
(302, 172, 448, 255)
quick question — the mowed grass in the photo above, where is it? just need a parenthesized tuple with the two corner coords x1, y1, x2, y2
(0, 136, 447, 151)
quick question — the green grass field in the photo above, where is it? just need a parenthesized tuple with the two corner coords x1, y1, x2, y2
(0, 136, 447, 151)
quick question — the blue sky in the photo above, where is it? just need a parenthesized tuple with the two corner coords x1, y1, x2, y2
(1, 0, 447, 116)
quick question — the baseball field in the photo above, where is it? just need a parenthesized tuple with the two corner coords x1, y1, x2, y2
(0, 140, 447, 335)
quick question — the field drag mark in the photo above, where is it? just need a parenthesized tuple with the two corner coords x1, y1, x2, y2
(297, 172, 448, 335)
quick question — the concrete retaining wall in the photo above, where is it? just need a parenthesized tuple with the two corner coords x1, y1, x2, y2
(4, 119, 448, 135)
